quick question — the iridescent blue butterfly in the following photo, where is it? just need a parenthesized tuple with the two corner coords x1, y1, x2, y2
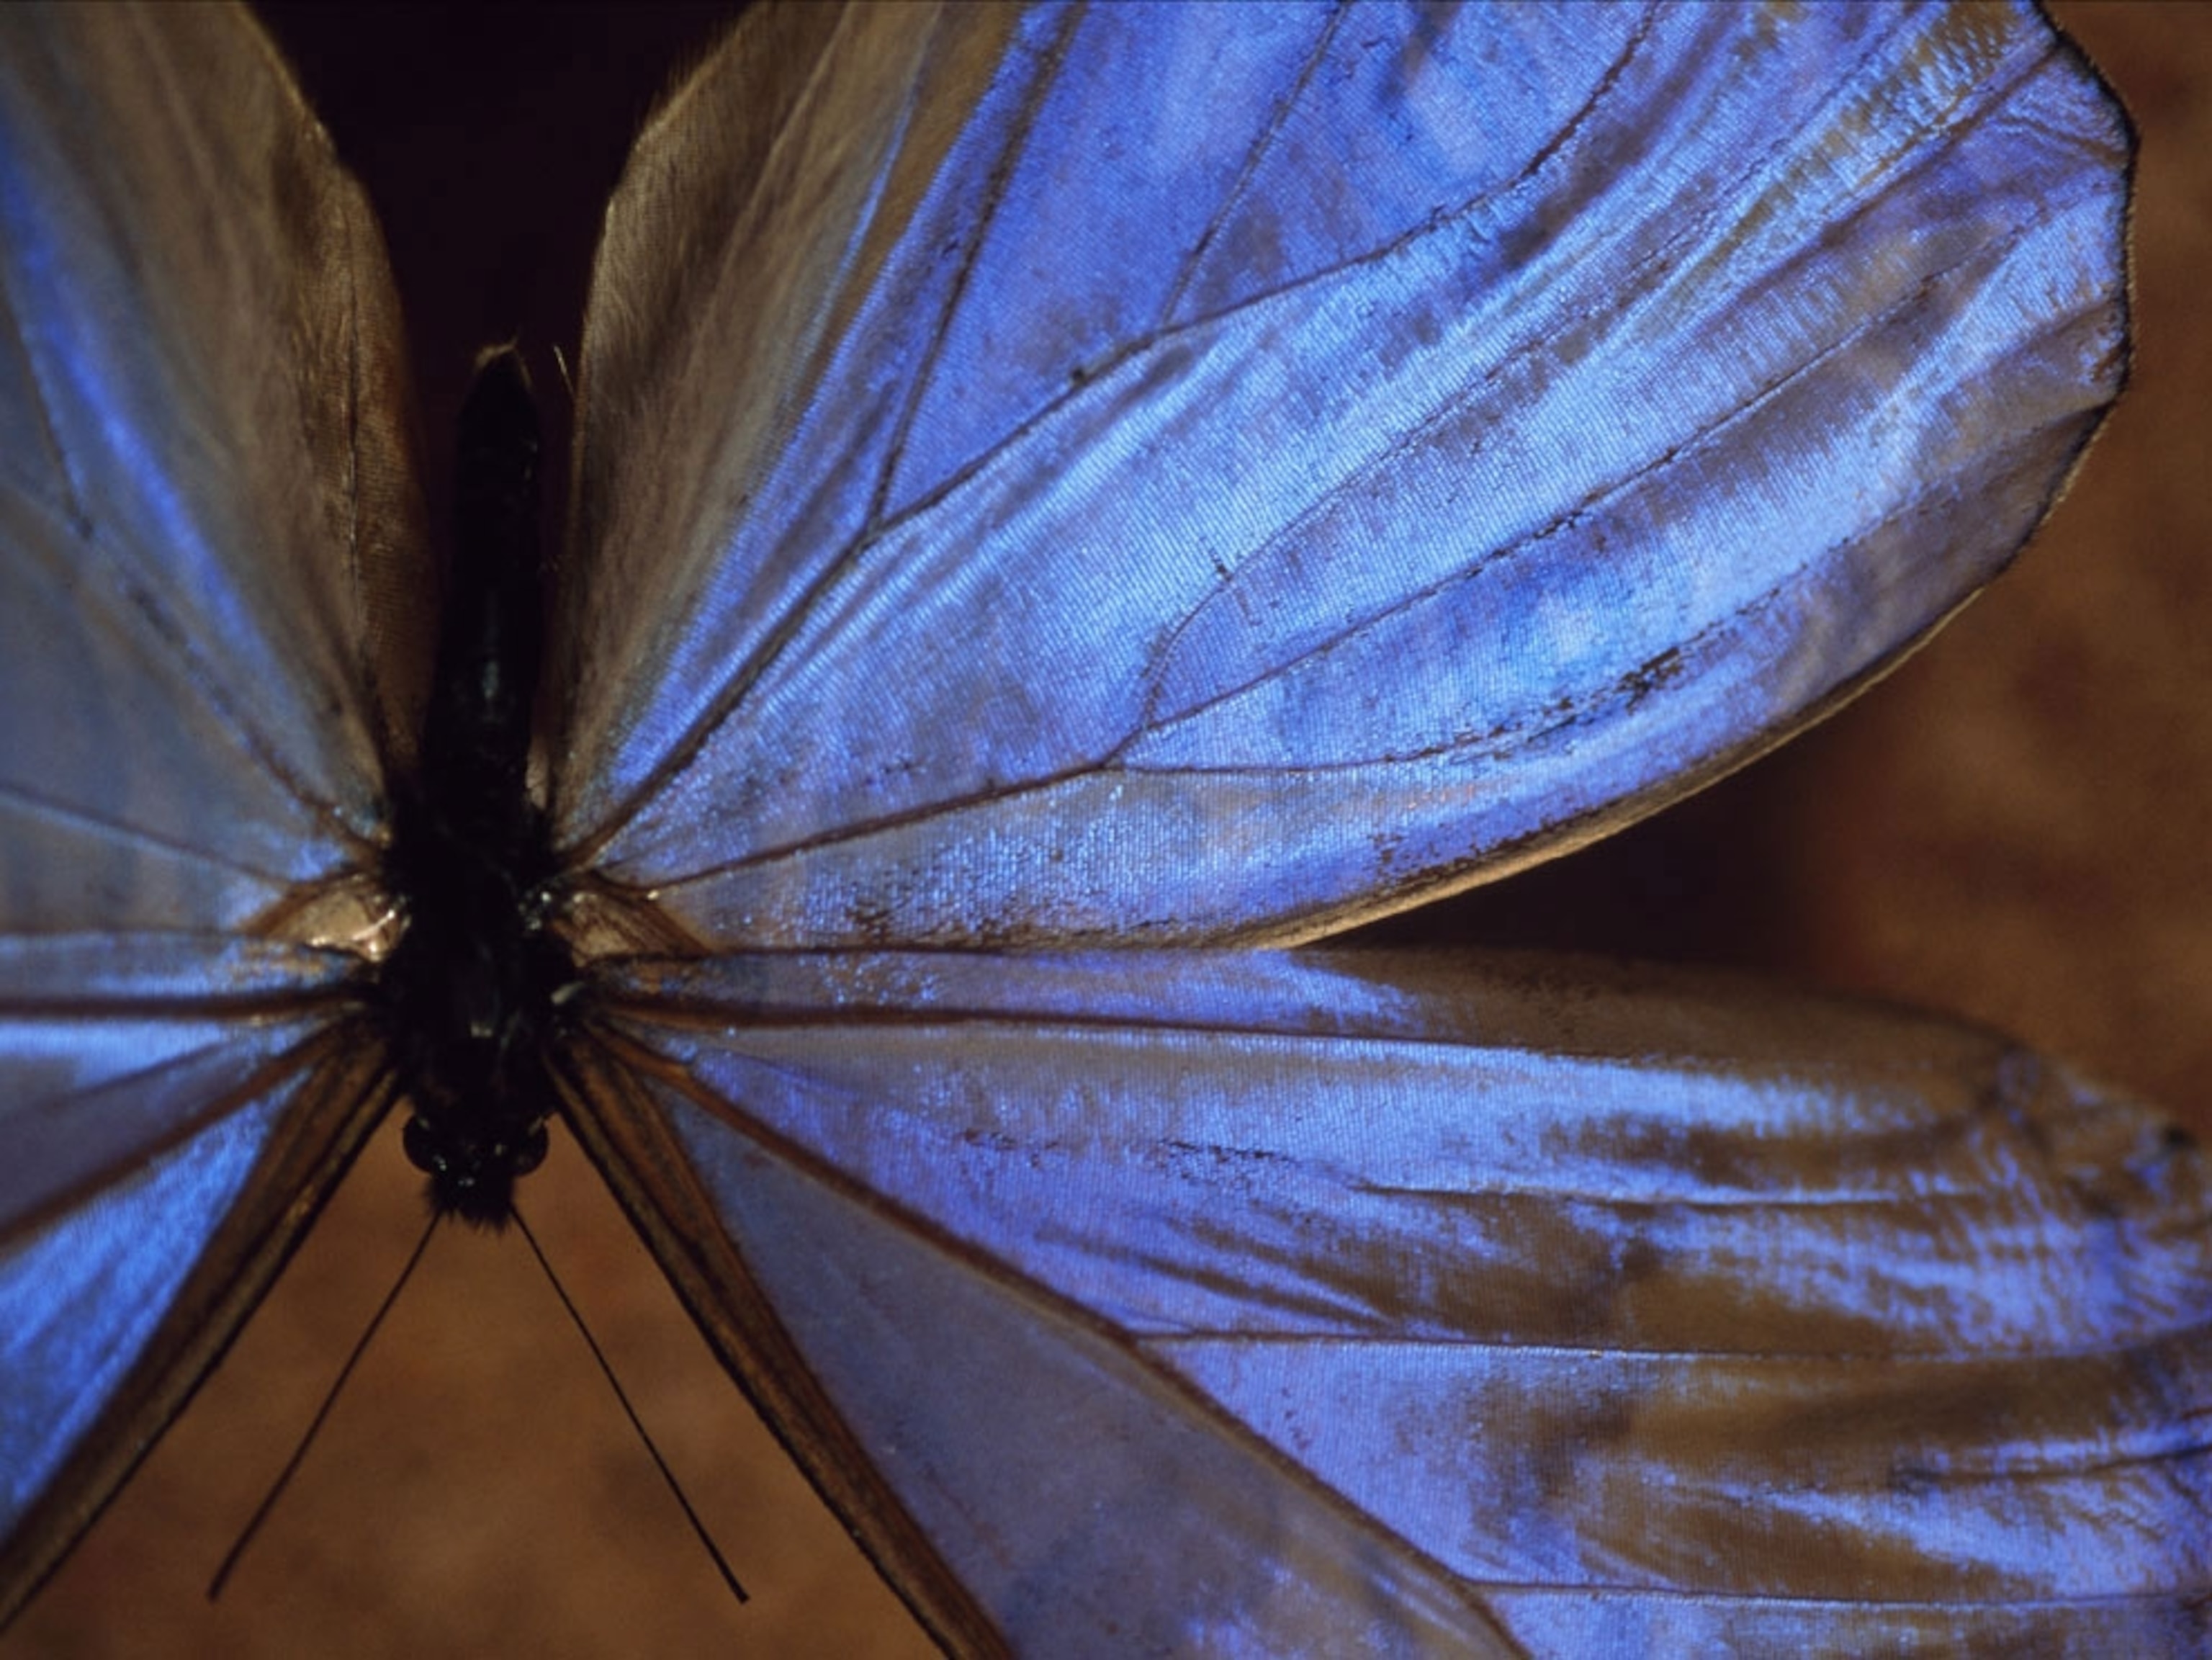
(3, 3, 2201, 1654)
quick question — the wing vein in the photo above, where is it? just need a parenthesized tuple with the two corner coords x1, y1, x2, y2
(860, 3, 1081, 537)
(653, 381, 2092, 894)
(0, 1018, 358, 1250)
(0, 776, 307, 884)
(1139, 1327, 2212, 1368)
(1153, 1, 1348, 330)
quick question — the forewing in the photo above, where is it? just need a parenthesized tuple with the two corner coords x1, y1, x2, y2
(0, 0, 429, 938)
(552, 0, 2128, 947)
(567, 951, 2212, 1655)
(0, 3, 421, 1620)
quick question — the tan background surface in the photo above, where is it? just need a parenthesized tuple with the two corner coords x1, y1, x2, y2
(8, 4, 2208, 1655)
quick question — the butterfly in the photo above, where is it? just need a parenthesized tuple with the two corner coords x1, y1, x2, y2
(3, 2, 2205, 1656)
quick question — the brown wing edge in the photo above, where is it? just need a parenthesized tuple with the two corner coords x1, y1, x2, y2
(549, 0, 1031, 863)
(552, 1028, 1006, 1659)
(228, 0, 436, 857)
(0, 1018, 395, 1630)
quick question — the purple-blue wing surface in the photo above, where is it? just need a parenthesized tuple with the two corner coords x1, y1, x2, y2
(569, 950, 2212, 1656)
(551, 0, 2128, 948)
(0, 4, 415, 1622)
(0, 937, 383, 1622)
(0, 1, 426, 938)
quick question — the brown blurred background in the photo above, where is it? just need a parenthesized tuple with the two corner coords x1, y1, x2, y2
(9, 4, 2208, 1656)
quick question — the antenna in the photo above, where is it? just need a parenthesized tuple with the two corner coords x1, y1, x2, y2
(209, 1213, 440, 1600)
(513, 1205, 749, 1605)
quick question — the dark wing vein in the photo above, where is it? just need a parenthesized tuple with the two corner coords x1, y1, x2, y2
(1152, 2, 1349, 331)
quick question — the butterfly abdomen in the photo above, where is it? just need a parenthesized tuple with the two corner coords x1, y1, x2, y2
(377, 348, 570, 1227)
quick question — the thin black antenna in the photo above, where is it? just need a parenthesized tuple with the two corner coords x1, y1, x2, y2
(209, 1212, 441, 1600)
(512, 1205, 750, 1605)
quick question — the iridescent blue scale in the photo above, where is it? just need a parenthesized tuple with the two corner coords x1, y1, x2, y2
(1, 4, 2198, 1654)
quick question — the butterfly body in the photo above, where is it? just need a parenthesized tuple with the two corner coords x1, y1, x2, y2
(379, 349, 565, 1226)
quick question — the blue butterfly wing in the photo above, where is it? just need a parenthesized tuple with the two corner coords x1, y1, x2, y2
(572, 950, 2211, 1654)
(0, 1, 2172, 1651)
(0, 4, 429, 931)
(0, 938, 382, 1612)
(0, 4, 418, 1618)
(549, 0, 2126, 949)
(544, 1, 2182, 1651)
